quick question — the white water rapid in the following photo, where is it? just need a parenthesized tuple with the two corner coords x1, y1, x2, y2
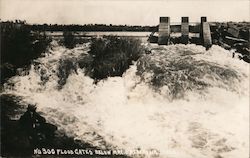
(2, 40, 249, 158)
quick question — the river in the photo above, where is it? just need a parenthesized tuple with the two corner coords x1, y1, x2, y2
(2, 39, 249, 158)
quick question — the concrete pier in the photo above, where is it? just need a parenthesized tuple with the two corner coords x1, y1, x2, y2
(200, 17, 207, 40)
(200, 17, 212, 48)
(158, 17, 170, 45)
(153, 16, 213, 48)
(202, 22, 212, 49)
(181, 17, 189, 44)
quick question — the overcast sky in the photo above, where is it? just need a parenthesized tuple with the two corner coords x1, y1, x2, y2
(0, 0, 249, 25)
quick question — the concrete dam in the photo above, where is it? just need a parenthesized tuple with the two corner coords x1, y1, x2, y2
(149, 16, 212, 48)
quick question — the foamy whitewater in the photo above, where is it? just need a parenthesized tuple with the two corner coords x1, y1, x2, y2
(2, 40, 249, 158)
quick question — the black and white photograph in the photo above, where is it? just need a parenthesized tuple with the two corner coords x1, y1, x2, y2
(0, 0, 249, 157)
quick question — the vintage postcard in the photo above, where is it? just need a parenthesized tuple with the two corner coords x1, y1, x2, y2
(0, 0, 249, 157)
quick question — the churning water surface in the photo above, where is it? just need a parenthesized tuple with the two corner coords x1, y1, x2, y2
(2, 40, 249, 158)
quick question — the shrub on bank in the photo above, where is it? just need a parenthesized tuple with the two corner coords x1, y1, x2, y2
(87, 36, 143, 80)
(1, 21, 51, 83)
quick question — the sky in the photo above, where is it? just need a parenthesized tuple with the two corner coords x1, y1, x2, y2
(0, 0, 249, 26)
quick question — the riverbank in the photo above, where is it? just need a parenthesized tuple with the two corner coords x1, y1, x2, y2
(1, 94, 92, 157)
(1, 94, 130, 158)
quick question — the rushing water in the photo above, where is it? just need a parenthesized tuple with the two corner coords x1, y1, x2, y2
(2, 40, 249, 158)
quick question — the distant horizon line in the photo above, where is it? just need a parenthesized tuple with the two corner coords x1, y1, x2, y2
(1, 19, 250, 26)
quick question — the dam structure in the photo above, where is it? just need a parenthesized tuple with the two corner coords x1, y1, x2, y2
(150, 16, 212, 49)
